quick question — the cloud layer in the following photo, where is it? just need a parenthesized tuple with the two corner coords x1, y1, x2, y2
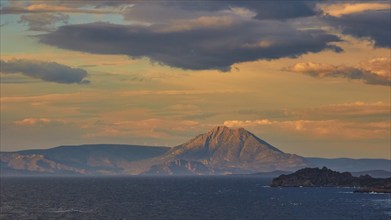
(1, 59, 89, 84)
(39, 21, 341, 71)
(224, 119, 389, 139)
(284, 58, 390, 86)
(0, 3, 114, 14)
(224, 101, 390, 139)
(326, 9, 390, 48)
(123, 1, 319, 22)
(5, 1, 389, 71)
(2, 1, 319, 20)
(19, 13, 69, 31)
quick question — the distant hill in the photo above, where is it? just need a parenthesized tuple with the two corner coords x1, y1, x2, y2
(1, 127, 390, 176)
(305, 157, 391, 172)
(1, 144, 169, 176)
(351, 170, 391, 178)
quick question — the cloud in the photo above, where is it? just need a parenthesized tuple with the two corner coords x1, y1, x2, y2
(360, 57, 391, 78)
(2, 0, 131, 8)
(159, 15, 242, 32)
(39, 21, 341, 71)
(19, 13, 69, 31)
(0, 59, 89, 84)
(235, 101, 391, 123)
(0, 93, 88, 104)
(320, 3, 391, 17)
(2, 1, 319, 20)
(224, 119, 390, 139)
(284, 61, 390, 86)
(326, 9, 391, 48)
(244, 1, 319, 20)
(0, 3, 115, 14)
(83, 118, 201, 139)
(15, 118, 67, 126)
(225, 101, 391, 139)
(285, 102, 391, 120)
(123, 1, 319, 23)
(224, 119, 273, 127)
(120, 89, 247, 96)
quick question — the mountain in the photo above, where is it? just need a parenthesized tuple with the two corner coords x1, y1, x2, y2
(1, 144, 169, 176)
(1, 126, 390, 176)
(271, 167, 391, 193)
(143, 126, 308, 174)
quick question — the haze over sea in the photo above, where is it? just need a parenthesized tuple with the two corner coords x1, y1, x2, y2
(1, 176, 390, 220)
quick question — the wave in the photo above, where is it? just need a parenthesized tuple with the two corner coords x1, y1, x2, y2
(48, 209, 92, 213)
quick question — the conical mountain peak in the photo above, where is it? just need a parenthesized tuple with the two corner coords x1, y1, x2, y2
(209, 125, 246, 132)
(159, 126, 308, 173)
(166, 125, 307, 166)
(210, 125, 231, 133)
(207, 126, 250, 139)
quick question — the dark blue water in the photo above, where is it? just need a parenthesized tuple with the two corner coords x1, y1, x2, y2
(1, 176, 390, 220)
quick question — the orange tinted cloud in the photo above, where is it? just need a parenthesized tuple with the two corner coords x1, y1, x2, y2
(224, 101, 390, 139)
(15, 118, 67, 126)
(224, 119, 389, 139)
(321, 3, 391, 17)
(1, 4, 116, 14)
(83, 119, 201, 138)
(287, 101, 390, 119)
(285, 59, 390, 86)
(360, 57, 391, 79)
(120, 89, 248, 96)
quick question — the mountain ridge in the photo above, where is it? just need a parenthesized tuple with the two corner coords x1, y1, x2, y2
(1, 126, 390, 176)
(1, 144, 169, 175)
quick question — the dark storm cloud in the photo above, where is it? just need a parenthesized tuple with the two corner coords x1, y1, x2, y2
(39, 21, 342, 71)
(195, 1, 319, 20)
(154, 1, 319, 20)
(251, 1, 318, 20)
(326, 9, 391, 48)
(122, 1, 320, 24)
(0, 59, 89, 84)
(2, 0, 319, 20)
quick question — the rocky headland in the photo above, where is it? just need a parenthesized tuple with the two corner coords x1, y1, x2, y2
(271, 167, 391, 193)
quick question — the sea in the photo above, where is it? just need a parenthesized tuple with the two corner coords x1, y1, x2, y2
(1, 176, 390, 220)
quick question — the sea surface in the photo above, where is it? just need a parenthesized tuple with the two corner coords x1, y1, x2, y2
(1, 176, 390, 220)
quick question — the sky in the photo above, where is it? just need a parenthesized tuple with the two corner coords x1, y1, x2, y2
(0, 0, 390, 159)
